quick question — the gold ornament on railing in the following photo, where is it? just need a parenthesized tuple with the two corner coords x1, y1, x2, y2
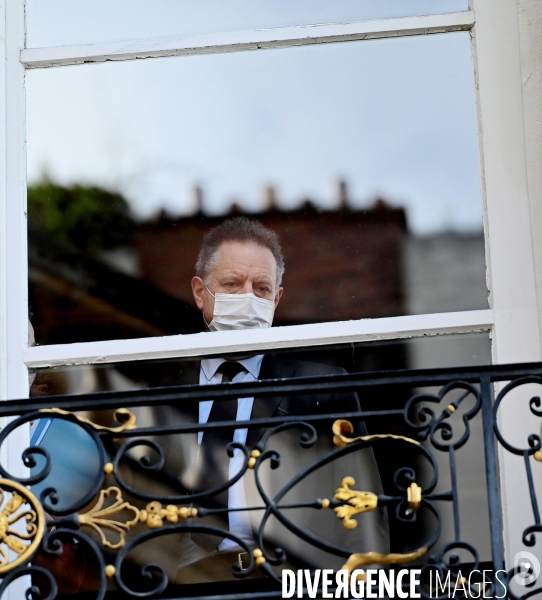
(341, 547, 428, 582)
(333, 477, 378, 529)
(139, 501, 197, 529)
(407, 482, 422, 511)
(78, 487, 139, 550)
(0, 480, 45, 574)
(76, 488, 197, 547)
(39, 407, 137, 433)
(332, 419, 419, 448)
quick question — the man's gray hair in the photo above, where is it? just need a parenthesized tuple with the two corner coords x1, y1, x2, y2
(195, 217, 285, 287)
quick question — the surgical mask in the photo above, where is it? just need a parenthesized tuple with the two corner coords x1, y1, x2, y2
(204, 286, 275, 331)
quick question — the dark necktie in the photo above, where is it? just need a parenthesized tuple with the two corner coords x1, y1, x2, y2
(192, 361, 245, 551)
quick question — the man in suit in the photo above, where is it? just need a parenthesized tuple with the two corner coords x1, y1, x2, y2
(125, 217, 388, 585)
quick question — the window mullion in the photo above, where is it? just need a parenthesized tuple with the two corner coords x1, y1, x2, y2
(472, 0, 542, 571)
(0, 0, 30, 598)
(24, 309, 494, 369)
(472, 0, 541, 365)
(1, 0, 28, 400)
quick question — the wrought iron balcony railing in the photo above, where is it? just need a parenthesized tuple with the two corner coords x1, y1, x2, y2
(0, 362, 540, 599)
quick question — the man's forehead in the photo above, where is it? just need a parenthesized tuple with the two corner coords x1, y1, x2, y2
(213, 241, 277, 273)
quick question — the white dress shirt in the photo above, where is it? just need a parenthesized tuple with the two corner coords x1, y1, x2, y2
(199, 354, 264, 551)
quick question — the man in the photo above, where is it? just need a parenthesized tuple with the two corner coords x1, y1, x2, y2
(137, 217, 388, 584)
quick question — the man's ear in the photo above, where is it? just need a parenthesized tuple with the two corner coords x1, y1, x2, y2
(274, 287, 284, 309)
(191, 276, 206, 310)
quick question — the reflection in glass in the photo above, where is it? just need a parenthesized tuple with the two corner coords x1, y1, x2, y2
(30, 418, 102, 512)
(26, 0, 469, 48)
(29, 333, 492, 577)
(27, 33, 486, 345)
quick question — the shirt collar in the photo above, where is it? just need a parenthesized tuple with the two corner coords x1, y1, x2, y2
(201, 354, 264, 381)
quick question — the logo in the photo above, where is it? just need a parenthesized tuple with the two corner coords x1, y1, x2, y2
(514, 551, 540, 586)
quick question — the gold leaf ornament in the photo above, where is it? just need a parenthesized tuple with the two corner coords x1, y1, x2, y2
(333, 477, 378, 529)
(79, 487, 139, 549)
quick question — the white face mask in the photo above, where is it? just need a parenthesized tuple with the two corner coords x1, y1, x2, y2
(204, 286, 275, 331)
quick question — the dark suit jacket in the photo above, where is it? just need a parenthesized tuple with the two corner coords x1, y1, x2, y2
(125, 354, 389, 581)
(170, 353, 364, 446)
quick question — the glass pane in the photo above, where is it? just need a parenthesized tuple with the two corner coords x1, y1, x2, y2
(27, 32, 486, 346)
(28, 334, 492, 590)
(26, 0, 469, 48)
(30, 418, 102, 512)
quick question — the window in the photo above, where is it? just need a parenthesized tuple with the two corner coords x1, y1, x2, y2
(26, 31, 486, 346)
(0, 1, 541, 597)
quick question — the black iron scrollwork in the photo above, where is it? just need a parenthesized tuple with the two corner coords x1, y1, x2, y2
(0, 363, 539, 598)
(405, 381, 481, 451)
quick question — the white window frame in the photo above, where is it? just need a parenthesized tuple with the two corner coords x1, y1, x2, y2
(8, 4, 538, 373)
(0, 0, 540, 588)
